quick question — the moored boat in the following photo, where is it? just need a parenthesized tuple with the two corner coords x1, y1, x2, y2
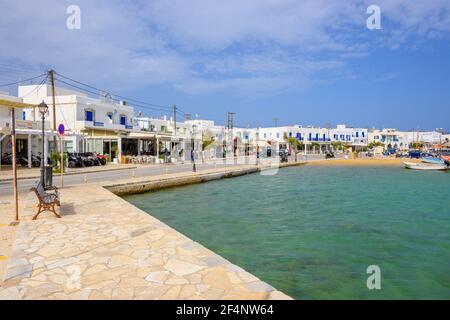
(421, 157, 445, 165)
(403, 161, 448, 171)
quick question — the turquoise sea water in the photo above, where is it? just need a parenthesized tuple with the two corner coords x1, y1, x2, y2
(124, 166, 450, 299)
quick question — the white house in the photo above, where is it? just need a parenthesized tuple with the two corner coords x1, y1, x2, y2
(0, 91, 56, 168)
(19, 84, 140, 162)
(134, 116, 202, 161)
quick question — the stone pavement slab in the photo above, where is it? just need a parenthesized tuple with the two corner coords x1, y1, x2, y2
(0, 165, 293, 300)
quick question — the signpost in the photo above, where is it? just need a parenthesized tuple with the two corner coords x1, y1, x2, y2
(58, 124, 65, 188)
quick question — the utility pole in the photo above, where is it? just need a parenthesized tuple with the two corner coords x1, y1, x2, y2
(227, 112, 237, 164)
(227, 112, 235, 130)
(273, 117, 279, 127)
(48, 69, 57, 150)
(173, 104, 177, 135)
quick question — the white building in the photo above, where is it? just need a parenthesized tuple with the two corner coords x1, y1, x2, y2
(19, 84, 140, 162)
(0, 91, 55, 168)
(134, 116, 202, 161)
(368, 128, 445, 151)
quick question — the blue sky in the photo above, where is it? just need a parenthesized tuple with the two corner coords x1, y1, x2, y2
(1, 0, 449, 130)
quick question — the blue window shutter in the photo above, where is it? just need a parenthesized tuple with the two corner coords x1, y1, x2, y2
(85, 110, 93, 121)
(120, 116, 126, 125)
(22, 111, 26, 120)
(356, 132, 359, 137)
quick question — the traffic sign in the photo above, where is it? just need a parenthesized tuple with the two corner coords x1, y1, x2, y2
(58, 123, 65, 136)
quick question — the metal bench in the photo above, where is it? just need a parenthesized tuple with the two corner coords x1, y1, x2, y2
(30, 183, 61, 220)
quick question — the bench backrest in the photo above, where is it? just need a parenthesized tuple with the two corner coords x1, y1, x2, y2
(36, 182, 47, 197)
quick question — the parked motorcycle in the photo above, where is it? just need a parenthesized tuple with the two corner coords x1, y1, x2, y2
(67, 153, 83, 168)
(79, 153, 94, 167)
(279, 150, 289, 163)
(95, 153, 107, 165)
(85, 152, 100, 166)
(18, 153, 41, 167)
(325, 151, 335, 159)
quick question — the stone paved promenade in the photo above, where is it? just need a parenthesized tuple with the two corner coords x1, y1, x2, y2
(0, 165, 294, 300)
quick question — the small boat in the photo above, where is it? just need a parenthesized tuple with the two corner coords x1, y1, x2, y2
(421, 157, 445, 165)
(403, 161, 448, 171)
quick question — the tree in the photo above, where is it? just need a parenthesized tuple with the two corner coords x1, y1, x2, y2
(286, 137, 303, 151)
(331, 141, 343, 150)
(202, 129, 215, 150)
(409, 142, 423, 149)
(367, 141, 384, 149)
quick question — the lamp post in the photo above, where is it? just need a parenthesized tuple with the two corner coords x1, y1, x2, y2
(38, 101, 48, 186)
(191, 124, 197, 172)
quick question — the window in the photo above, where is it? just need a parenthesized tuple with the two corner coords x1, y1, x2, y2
(64, 141, 74, 153)
(22, 111, 26, 120)
(120, 115, 126, 125)
(356, 132, 359, 138)
(362, 132, 365, 137)
(276, 132, 280, 138)
(85, 110, 94, 122)
(107, 112, 113, 123)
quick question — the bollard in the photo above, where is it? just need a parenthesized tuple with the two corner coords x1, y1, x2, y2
(84, 174, 87, 183)
(132, 170, 136, 178)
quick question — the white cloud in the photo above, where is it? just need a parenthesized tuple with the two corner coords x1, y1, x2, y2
(0, 0, 450, 95)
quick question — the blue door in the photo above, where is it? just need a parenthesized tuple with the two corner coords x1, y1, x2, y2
(120, 116, 126, 125)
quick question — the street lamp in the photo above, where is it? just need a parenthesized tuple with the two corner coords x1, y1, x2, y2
(191, 124, 197, 172)
(38, 101, 48, 186)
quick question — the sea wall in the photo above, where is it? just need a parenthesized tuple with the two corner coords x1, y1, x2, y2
(105, 161, 306, 196)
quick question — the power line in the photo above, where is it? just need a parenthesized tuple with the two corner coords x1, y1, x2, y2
(0, 73, 47, 88)
(19, 75, 49, 99)
(53, 77, 173, 114)
(54, 72, 178, 112)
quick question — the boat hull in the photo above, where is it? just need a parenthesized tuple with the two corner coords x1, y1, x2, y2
(404, 161, 448, 171)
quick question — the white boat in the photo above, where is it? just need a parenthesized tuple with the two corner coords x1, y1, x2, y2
(403, 161, 448, 171)
(421, 157, 445, 165)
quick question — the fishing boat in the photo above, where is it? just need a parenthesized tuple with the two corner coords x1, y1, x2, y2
(421, 156, 445, 165)
(403, 161, 448, 171)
